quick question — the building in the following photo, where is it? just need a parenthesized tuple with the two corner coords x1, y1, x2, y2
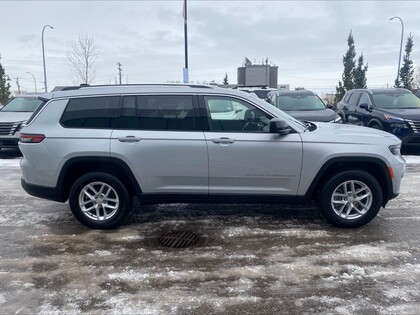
(237, 58, 278, 88)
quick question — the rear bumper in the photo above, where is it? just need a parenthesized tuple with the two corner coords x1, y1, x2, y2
(21, 178, 66, 202)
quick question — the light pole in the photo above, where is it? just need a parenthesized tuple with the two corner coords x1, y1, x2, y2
(389, 16, 404, 84)
(26, 72, 37, 93)
(42, 24, 54, 92)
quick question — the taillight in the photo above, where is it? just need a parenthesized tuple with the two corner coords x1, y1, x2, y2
(20, 133, 45, 143)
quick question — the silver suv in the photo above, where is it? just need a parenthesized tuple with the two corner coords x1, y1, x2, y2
(19, 84, 406, 229)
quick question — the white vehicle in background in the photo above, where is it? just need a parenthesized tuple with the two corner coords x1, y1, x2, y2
(235, 86, 278, 100)
(0, 94, 43, 150)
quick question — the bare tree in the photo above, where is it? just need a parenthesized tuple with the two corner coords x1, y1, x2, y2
(67, 34, 98, 85)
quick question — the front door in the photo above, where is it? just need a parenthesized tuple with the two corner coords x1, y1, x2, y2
(201, 95, 303, 196)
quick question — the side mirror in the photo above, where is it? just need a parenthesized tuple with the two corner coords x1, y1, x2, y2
(326, 104, 333, 109)
(270, 118, 292, 135)
(359, 103, 371, 110)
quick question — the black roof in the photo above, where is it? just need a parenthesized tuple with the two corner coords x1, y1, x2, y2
(273, 89, 316, 96)
(348, 88, 411, 95)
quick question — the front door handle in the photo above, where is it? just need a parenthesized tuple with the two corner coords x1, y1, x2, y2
(211, 137, 235, 144)
(117, 136, 142, 143)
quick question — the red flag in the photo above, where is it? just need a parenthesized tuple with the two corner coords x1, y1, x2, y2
(182, 0, 187, 21)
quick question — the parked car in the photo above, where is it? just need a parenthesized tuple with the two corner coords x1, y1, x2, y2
(19, 84, 405, 229)
(0, 94, 43, 150)
(235, 87, 278, 100)
(336, 88, 420, 147)
(266, 90, 342, 123)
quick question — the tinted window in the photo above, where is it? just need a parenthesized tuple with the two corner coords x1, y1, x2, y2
(119, 95, 196, 131)
(61, 96, 120, 129)
(358, 93, 371, 106)
(372, 92, 420, 109)
(204, 96, 272, 133)
(343, 92, 351, 103)
(276, 94, 326, 111)
(348, 93, 360, 105)
(1, 97, 42, 112)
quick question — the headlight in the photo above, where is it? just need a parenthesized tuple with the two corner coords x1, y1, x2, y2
(330, 116, 342, 123)
(390, 122, 409, 129)
(389, 144, 401, 156)
(384, 115, 404, 121)
(17, 121, 28, 131)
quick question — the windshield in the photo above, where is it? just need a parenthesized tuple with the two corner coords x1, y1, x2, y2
(372, 92, 420, 109)
(1, 97, 42, 112)
(276, 94, 326, 111)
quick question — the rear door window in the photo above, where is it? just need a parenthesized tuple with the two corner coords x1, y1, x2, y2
(118, 95, 196, 131)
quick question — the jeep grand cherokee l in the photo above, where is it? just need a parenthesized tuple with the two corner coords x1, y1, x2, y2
(19, 84, 405, 229)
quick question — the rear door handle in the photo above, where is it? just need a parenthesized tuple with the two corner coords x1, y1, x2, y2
(117, 136, 142, 143)
(211, 137, 235, 144)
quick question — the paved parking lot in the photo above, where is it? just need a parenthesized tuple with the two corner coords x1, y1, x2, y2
(0, 149, 419, 314)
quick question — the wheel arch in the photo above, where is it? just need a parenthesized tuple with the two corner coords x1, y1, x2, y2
(368, 118, 383, 129)
(57, 156, 142, 201)
(306, 156, 393, 207)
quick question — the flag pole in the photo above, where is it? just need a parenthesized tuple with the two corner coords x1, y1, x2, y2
(183, 0, 189, 83)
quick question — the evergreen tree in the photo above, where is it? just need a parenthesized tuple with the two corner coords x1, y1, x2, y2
(335, 31, 368, 103)
(335, 31, 356, 103)
(395, 33, 415, 90)
(354, 54, 368, 88)
(223, 73, 229, 85)
(0, 55, 11, 104)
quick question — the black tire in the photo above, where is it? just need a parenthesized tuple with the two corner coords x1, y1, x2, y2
(318, 170, 383, 228)
(339, 113, 346, 123)
(369, 121, 383, 130)
(69, 172, 131, 229)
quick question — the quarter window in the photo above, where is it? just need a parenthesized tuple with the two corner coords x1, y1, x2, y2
(60, 96, 119, 129)
(204, 96, 272, 133)
(119, 95, 196, 131)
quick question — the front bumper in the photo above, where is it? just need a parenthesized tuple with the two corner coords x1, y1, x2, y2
(0, 136, 19, 148)
(402, 133, 420, 147)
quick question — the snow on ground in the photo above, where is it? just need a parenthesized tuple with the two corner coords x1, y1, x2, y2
(0, 153, 420, 314)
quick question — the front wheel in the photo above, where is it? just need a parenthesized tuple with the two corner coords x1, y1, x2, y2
(69, 172, 131, 229)
(318, 170, 383, 228)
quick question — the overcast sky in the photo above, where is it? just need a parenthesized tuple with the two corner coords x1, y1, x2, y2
(1, 0, 419, 96)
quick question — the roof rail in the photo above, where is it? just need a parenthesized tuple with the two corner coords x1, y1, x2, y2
(51, 85, 89, 92)
(52, 83, 215, 91)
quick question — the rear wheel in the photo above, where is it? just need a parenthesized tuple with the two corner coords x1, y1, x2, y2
(318, 170, 383, 228)
(69, 172, 131, 229)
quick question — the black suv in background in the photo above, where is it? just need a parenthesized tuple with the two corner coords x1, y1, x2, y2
(336, 88, 420, 147)
(267, 90, 341, 123)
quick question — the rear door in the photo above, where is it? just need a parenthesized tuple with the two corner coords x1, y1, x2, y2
(200, 95, 303, 196)
(110, 94, 208, 194)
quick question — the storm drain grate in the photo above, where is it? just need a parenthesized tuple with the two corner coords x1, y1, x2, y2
(159, 230, 199, 248)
